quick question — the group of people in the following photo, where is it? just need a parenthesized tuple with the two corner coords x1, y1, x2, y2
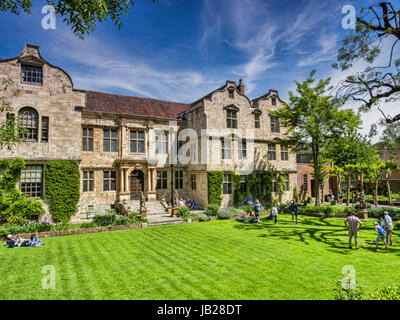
(344, 211, 393, 250)
(6, 233, 44, 248)
(178, 198, 196, 210)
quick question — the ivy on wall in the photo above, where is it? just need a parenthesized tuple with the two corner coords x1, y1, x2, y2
(45, 160, 80, 223)
(0, 158, 25, 190)
(207, 171, 224, 206)
(233, 171, 273, 208)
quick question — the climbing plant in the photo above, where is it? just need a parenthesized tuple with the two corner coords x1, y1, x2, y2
(207, 171, 224, 206)
(45, 160, 80, 223)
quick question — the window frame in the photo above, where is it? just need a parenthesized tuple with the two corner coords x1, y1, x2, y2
(18, 107, 39, 142)
(82, 171, 94, 192)
(226, 110, 237, 129)
(155, 131, 168, 154)
(221, 137, 232, 160)
(21, 64, 43, 85)
(254, 113, 260, 128)
(103, 170, 117, 191)
(270, 116, 280, 133)
(238, 139, 247, 160)
(175, 170, 184, 189)
(41, 116, 49, 143)
(82, 127, 94, 152)
(281, 145, 289, 161)
(156, 170, 168, 190)
(268, 144, 276, 160)
(103, 128, 118, 153)
(130, 129, 145, 154)
(223, 173, 232, 194)
(190, 174, 196, 190)
(20, 165, 43, 198)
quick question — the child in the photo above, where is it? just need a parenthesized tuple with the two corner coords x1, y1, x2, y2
(378, 217, 384, 228)
(374, 222, 388, 250)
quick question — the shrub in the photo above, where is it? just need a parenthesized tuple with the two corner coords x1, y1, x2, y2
(244, 205, 253, 214)
(128, 213, 147, 224)
(115, 215, 130, 225)
(0, 224, 25, 238)
(205, 204, 220, 217)
(178, 206, 190, 219)
(45, 160, 80, 223)
(368, 207, 400, 219)
(93, 214, 116, 226)
(333, 280, 364, 300)
(197, 213, 210, 221)
(217, 208, 234, 220)
(79, 222, 97, 229)
(367, 282, 400, 300)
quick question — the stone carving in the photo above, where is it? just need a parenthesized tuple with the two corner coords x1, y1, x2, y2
(140, 191, 147, 211)
(173, 190, 179, 208)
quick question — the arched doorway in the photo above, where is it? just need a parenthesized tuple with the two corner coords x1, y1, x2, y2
(130, 170, 144, 200)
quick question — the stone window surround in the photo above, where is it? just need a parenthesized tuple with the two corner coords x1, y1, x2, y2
(129, 129, 146, 154)
(223, 173, 232, 194)
(20, 63, 43, 85)
(82, 171, 94, 193)
(156, 170, 168, 190)
(103, 128, 118, 153)
(82, 127, 94, 152)
(16, 106, 49, 143)
(103, 170, 117, 192)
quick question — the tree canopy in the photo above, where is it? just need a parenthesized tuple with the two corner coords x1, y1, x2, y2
(0, 0, 158, 39)
(334, 1, 400, 124)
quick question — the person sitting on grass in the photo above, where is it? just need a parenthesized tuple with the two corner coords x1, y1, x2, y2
(6, 235, 15, 248)
(374, 222, 388, 251)
(29, 232, 45, 247)
(344, 212, 362, 249)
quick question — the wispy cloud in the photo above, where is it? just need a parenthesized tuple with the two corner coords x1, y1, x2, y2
(297, 32, 338, 67)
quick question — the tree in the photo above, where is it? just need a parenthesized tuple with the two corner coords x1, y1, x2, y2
(272, 70, 361, 206)
(0, 79, 28, 150)
(329, 165, 345, 202)
(0, 0, 159, 39)
(369, 160, 385, 205)
(378, 121, 400, 159)
(324, 134, 379, 204)
(334, 2, 400, 124)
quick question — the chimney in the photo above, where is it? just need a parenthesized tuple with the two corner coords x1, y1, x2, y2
(238, 79, 245, 95)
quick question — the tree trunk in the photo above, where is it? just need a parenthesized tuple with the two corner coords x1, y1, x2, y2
(360, 170, 365, 197)
(375, 179, 379, 206)
(346, 175, 350, 206)
(386, 174, 392, 205)
(337, 174, 341, 201)
(313, 142, 320, 207)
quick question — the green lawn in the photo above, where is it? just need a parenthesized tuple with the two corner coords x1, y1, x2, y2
(1, 214, 399, 300)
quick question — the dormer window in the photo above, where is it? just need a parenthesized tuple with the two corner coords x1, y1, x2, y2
(271, 96, 277, 106)
(228, 88, 234, 99)
(21, 64, 42, 84)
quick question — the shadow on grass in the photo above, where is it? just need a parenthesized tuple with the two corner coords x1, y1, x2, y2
(232, 215, 400, 255)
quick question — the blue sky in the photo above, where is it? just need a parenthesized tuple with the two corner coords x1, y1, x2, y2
(0, 0, 398, 140)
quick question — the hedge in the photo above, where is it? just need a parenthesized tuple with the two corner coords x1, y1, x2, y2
(45, 160, 80, 223)
(207, 171, 224, 206)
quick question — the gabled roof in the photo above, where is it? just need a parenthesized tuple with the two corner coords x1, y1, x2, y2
(84, 90, 191, 120)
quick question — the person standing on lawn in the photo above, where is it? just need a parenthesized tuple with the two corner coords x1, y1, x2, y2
(271, 203, 278, 225)
(290, 199, 298, 224)
(254, 199, 261, 222)
(339, 190, 343, 203)
(374, 222, 388, 251)
(344, 212, 362, 249)
(383, 211, 393, 246)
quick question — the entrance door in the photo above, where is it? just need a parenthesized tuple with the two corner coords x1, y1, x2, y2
(130, 170, 144, 200)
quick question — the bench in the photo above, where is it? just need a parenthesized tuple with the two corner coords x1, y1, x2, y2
(85, 205, 108, 219)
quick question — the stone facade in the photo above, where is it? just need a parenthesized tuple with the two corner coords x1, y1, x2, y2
(0, 44, 299, 219)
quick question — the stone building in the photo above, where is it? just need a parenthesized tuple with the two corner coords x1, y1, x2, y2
(0, 44, 298, 218)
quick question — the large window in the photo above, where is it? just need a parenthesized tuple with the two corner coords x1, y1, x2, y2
(103, 171, 116, 191)
(130, 130, 145, 153)
(190, 174, 196, 190)
(175, 170, 183, 189)
(103, 129, 117, 152)
(238, 140, 247, 160)
(222, 138, 232, 160)
(156, 171, 168, 190)
(19, 107, 38, 141)
(41, 117, 49, 142)
(270, 117, 280, 133)
(272, 173, 277, 193)
(20, 165, 43, 198)
(21, 65, 42, 84)
(227, 110, 237, 129)
(281, 145, 289, 161)
(268, 144, 276, 160)
(155, 131, 168, 154)
(82, 128, 93, 152)
(223, 174, 232, 194)
(83, 171, 94, 192)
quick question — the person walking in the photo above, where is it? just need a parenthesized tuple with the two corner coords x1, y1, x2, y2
(254, 199, 261, 222)
(344, 212, 362, 249)
(372, 191, 377, 206)
(383, 211, 393, 246)
(338, 190, 343, 203)
(374, 222, 388, 251)
(290, 199, 298, 224)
